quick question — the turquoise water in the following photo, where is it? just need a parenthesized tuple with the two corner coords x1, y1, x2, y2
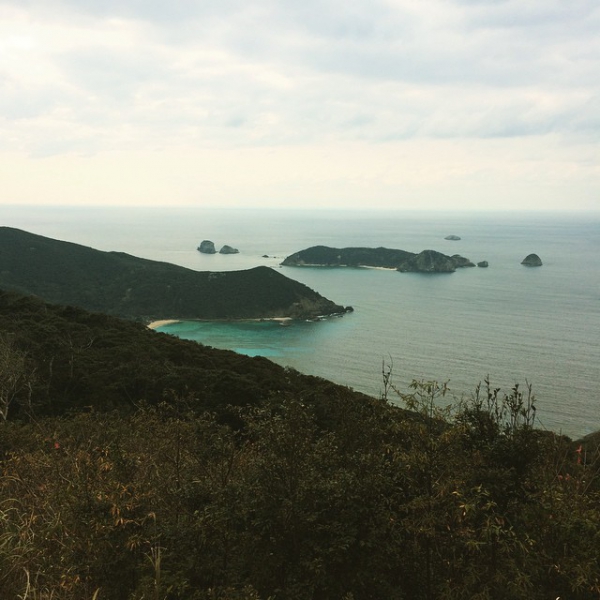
(2, 205, 599, 438)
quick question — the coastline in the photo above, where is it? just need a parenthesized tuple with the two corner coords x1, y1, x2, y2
(147, 316, 293, 330)
(283, 262, 397, 270)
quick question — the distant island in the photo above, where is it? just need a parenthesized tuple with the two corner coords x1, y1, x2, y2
(198, 240, 240, 255)
(0, 228, 348, 322)
(282, 246, 478, 273)
(219, 244, 239, 255)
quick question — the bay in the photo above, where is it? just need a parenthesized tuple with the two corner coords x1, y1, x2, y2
(2, 205, 599, 438)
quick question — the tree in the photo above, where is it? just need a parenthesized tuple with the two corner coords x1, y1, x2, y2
(0, 332, 34, 421)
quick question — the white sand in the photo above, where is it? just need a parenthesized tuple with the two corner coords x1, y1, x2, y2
(147, 319, 180, 329)
(148, 316, 294, 330)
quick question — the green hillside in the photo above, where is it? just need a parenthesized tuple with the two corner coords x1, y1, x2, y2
(0, 289, 599, 599)
(0, 288, 365, 420)
(0, 227, 346, 321)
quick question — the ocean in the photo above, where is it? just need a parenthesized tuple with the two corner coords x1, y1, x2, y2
(2, 205, 599, 439)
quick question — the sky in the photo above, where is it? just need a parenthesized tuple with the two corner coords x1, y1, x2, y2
(0, 0, 599, 211)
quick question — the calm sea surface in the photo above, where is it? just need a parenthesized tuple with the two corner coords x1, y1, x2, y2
(2, 205, 599, 439)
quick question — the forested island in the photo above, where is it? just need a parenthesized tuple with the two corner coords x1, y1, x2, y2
(0, 287, 599, 599)
(282, 245, 480, 273)
(0, 227, 347, 321)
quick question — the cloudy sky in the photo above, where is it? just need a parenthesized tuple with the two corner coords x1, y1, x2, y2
(1, 0, 598, 211)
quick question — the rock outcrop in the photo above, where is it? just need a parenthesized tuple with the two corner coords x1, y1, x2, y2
(197, 240, 216, 254)
(445, 235, 461, 241)
(451, 255, 475, 268)
(477, 261, 489, 268)
(397, 249, 458, 273)
(219, 245, 239, 255)
(521, 254, 542, 267)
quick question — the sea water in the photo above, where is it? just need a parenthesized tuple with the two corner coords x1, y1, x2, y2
(2, 205, 599, 439)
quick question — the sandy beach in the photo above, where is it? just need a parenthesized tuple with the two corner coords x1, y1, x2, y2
(147, 316, 294, 330)
(147, 319, 181, 329)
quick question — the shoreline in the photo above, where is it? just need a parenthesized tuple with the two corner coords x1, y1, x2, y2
(147, 319, 181, 329)
(284, 263, 397, 271)
(147, 316, 294, 330)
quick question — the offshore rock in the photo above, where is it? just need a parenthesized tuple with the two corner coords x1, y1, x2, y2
(521, 254, 543, 267)
(198, 240, 216, 254)
(445, 235, 461, 241)
(451, 255, 475, 268)
(398, 250, 457, 273)
(219, 245, 239, 254)
(477, 261, 489, 268)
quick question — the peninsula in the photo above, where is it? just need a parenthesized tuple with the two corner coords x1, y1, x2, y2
(0, 227, 347, 322)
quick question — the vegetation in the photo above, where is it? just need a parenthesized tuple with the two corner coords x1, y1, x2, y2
(1, 289, 599, 599)
(0, 227, 345, 321)
(0, 290, 357, 421)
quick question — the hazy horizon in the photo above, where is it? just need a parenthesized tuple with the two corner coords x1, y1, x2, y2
(3, 203, 600, 214)
(1, 0, 598, 212)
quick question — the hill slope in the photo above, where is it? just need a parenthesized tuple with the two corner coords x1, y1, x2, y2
(0, 227, 346, 321)
(0, 288, 365, 419)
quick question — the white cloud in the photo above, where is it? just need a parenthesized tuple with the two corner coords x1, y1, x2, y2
(0, 0, 598, 209)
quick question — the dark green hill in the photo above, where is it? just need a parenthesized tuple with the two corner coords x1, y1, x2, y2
(0, 288, 366, 420)
(0, 227, 346, 321)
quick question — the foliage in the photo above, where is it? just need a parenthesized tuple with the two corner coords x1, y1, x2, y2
(0, 290, 354, 420)
(0, 293, 599, 599)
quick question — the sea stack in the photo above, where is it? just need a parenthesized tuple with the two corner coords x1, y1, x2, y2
(219, 245, 239, 254)
(521, 254, 542, 267)
(398, 250, 457, 273)
(198, 240, 216, 254)
(450, 255, 475, 268)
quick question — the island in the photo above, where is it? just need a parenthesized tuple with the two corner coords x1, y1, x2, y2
(521, 253, 543, 267)
(282, 246, 478, 273)
(0, 227, 348, 321)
